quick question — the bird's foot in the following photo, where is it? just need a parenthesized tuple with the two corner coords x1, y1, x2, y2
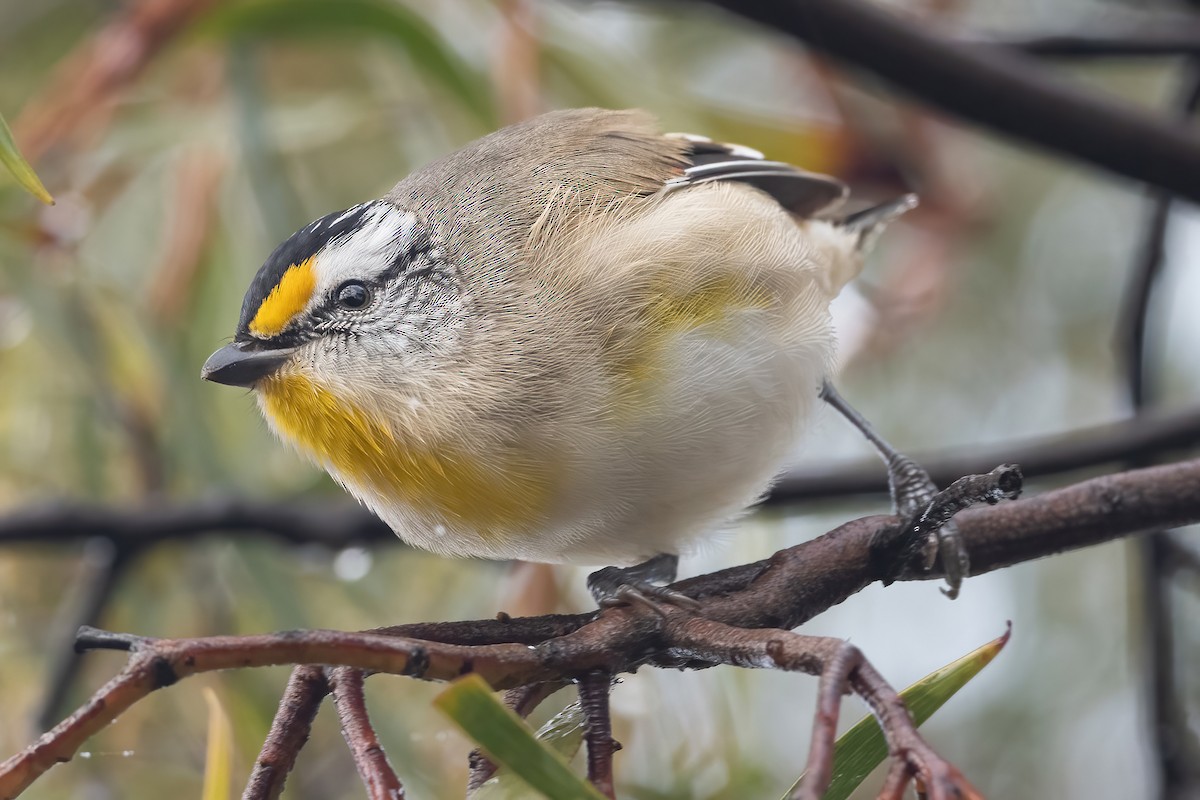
(879, 462, 1024, 597)
(587, 553, 701, 615)
(820, 380, 1010, 598)
(884, 452, 968, 597)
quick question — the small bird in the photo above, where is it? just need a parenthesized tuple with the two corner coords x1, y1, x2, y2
(202, 108, 913, 604)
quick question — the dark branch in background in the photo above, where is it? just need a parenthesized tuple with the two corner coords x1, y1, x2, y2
(978, 20, 1200, 58)
(1119, 58, 1200, 800)
(0, 497, 393, 549)
(692, 0, 1200, 203)
(34, 539, 135, 731)
(3, 404, 1197, 552)
(773, 404, 1200, 503)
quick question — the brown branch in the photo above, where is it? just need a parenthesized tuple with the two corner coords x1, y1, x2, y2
(242, 666, 328, 800)
(328, 668, 405, 800)
(0, 630, 563, 799)
(661, 616, 981, 800)
(694, 0, 1200, 203)
(672, 459, 1200, 639)
(3, 459, 1199, 798)
(577, 672, 617, 799)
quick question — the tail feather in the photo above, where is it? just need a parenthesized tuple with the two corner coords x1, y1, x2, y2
(840, 194, 919, 254)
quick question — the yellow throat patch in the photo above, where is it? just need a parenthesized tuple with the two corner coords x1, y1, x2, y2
(258, 374, 552, 533)
(249, 257, 317, 338)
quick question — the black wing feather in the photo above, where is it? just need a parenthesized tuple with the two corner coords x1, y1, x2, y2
(667, 134, 848, 218)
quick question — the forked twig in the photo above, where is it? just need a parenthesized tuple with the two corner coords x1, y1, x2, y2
(577, 671, 618, 799)
(328, 668, 405, 800)
(242, 665, 329, 800)
(661, 615, 980, 800)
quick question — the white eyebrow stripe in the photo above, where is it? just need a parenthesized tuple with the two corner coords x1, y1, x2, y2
(329, 203, 371, 228)
(311, 204, 420, 296)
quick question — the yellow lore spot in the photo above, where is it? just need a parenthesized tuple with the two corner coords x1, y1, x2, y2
(258, 374, 552, 533)
(249, 257, 317, 337)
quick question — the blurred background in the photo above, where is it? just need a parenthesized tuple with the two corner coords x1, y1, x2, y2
(2, 0, 1199, 798)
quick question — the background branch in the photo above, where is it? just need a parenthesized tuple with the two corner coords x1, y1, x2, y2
(978, 20, 1200, 58)
(3, 404, 1196, 552)
(1118, 57, 1200, 800)
(694, 0, 1200, 202)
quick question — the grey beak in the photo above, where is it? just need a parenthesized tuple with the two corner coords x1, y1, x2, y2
(201, 341, 296, 388)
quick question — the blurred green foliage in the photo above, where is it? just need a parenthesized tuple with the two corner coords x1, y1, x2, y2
(0, 110, 53, 203)
(0, 1, 1195, 799)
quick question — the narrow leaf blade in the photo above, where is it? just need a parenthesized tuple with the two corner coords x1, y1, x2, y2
(786, 625, 1011, 800)
(435, 674, 606, 800)
(474, 700, 587, 799)
(0, 111, 53, 204)
(201, 687, 234, 800)
(197, 0, 493, 123)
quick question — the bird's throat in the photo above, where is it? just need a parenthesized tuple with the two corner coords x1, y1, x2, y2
(257, 374, 552, 533)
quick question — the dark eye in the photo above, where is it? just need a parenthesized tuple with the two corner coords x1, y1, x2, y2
(336, 281, 370, 309)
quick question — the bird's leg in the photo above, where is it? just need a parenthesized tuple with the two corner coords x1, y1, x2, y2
(587, 553, 701, 612)
(819, 380, 969, 597)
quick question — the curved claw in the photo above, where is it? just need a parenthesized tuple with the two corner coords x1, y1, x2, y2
(598, 584, 702, 616)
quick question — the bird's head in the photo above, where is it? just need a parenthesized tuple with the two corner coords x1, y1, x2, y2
(202, 200, 462, 401)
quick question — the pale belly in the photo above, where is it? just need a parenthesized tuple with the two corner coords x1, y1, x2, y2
(350, 309, 831, 566)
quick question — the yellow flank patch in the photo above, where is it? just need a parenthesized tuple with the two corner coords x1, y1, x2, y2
(611, 275, 771, 404)
(258, 374, 552, 533)
(249, 257, 317, 337)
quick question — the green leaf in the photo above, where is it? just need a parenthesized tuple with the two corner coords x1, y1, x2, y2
(785, 625, 1011, 800)
(196, 0, 493, 124)
(435, 674, 606, 800)
(474, 700, 587, 799)
(0, 110, 54, 204)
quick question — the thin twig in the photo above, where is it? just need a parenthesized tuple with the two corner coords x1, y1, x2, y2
(771, 400, 1200, 505)
(661, 616, 981, 800)
(242, 666, 329, 800)
(328, 668, 405, 800)
(878, 757, 914, 800)
(577, 672, 617, 799)
(794, 639, 863, 798)
(1, 630, 563, 799)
